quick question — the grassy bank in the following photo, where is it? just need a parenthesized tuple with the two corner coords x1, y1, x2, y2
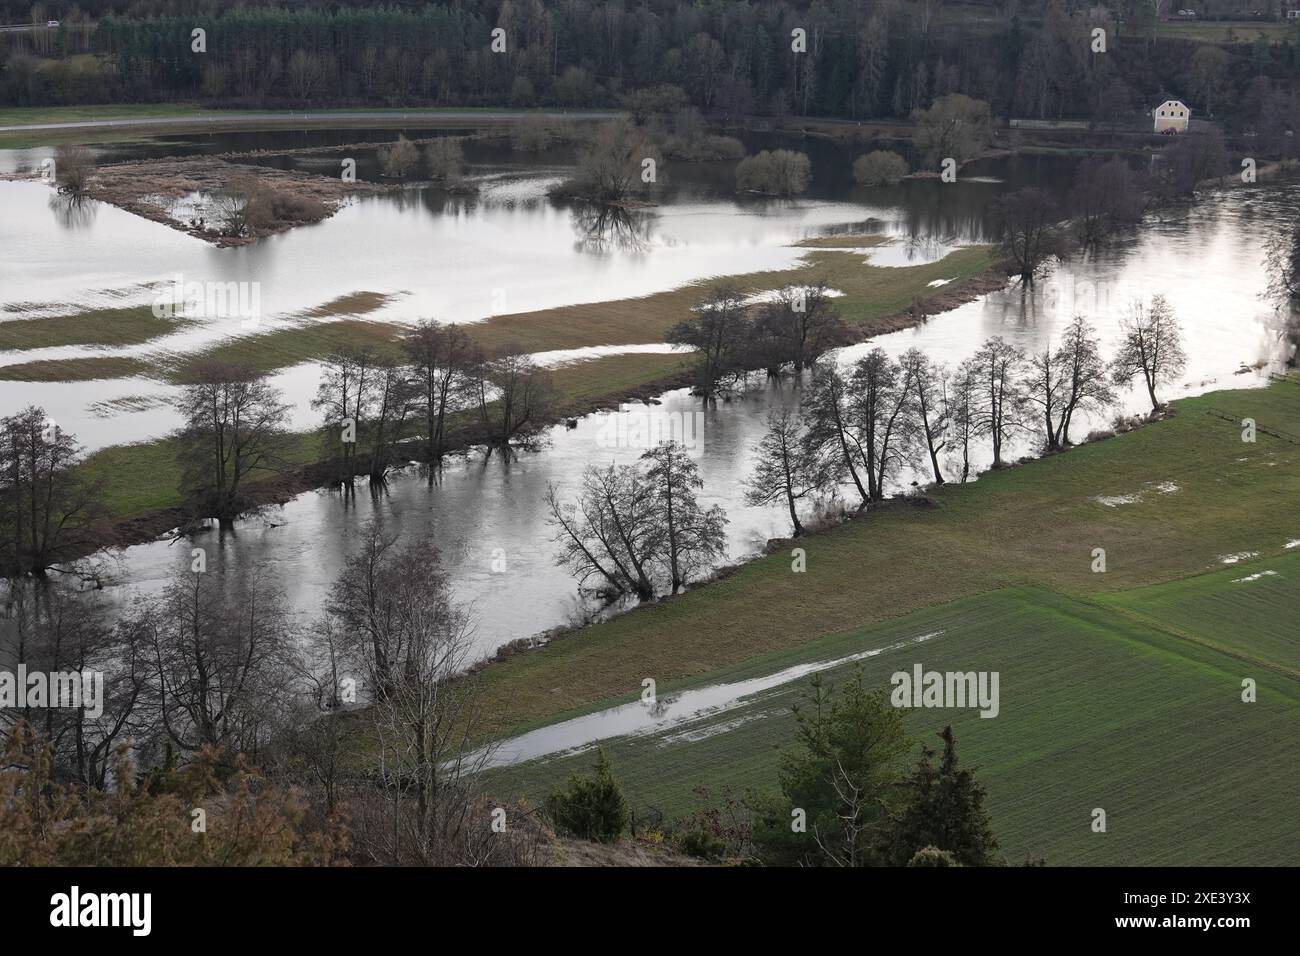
(469, 374, 1300, 864)
(468, 375, 1300, 740)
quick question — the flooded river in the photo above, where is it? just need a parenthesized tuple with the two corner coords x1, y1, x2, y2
(2, 127, 1296, 657)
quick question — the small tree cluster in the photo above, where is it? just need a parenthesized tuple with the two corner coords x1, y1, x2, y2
(548, 441, 727, 599)
(668, 282, 849, 401)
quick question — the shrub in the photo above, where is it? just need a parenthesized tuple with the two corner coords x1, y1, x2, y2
(545, 748, 629, 843)
(511, 118, 553, 153)
(853, 150, 909, 186)
(735, 149, 810, 196)
(425, 137, 464, 181)
(676, 826, 728, 860)
(380, 134, 420, 179)
(908, 845, 962, 867)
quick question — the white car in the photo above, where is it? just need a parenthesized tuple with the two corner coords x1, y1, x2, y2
(46, 19, 59, 27)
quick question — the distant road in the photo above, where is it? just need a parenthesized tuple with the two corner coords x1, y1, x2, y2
(0, 109, 625, 133)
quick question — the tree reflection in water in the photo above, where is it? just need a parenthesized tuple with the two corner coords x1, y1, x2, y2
(570, 203, 653, 255)
(48, 193, 98, 229)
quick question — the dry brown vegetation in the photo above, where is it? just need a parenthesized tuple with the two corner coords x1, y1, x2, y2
(82, 156, 386, 245)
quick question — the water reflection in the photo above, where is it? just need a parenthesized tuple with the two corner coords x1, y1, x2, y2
(47, 192, 99, 229)
(570, 203, 654, 255)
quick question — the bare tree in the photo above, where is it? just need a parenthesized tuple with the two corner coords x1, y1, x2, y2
(849, 348, 914, 502)
(947, 360, 979, 482)
(994, 187, 1071, 283)
(640, 441, 728, 592)
(469, 344, 555, 454)
(558, 119, 661, 204)
(911, 94, 992, 168)
(804, 366, 871, 507)
(745, 406, 832, 537)
(365, 359, 416, 484)
(899, 348, 950, 485)
(324, 526, 509, 865)
(0, 586, 148, 790)
(547, 463, 661, 601)
(177, 363, 289, 525)
(380, 134, 421, 180)
(1055, 316, 1116, 446)
(52, 144, 93, 196)
(668, 284, 751, 402)
(758, 281, 851, 374)
(971, 337, 1027, 468)
(425, 137, 466, 183)
(313, 346, 376, 484)
(139, 571, 295, 761)
(401, 320, 474, 465)
(1069, 156, 1148, 247)
(0, 407, 102, 576)
(1023, 344, 1068, 453)
(1110, 295, 1187, 411)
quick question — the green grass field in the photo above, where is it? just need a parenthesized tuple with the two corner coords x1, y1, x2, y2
(484, 573, 1300, 865)
(468, 374, 1300, 864)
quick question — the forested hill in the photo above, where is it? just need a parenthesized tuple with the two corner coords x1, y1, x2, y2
(2, 0, 1298, 127)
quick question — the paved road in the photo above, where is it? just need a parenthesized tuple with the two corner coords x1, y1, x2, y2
(0, 109, 625, 133)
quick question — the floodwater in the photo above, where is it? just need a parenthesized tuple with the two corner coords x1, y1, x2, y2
(475, 629, 943, 769)
(2, 126, 1296, 658)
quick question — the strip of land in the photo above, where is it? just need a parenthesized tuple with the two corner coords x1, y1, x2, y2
(1, 241, 998, 382)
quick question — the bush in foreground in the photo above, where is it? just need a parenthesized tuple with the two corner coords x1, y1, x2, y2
(545, 748, 630, 843)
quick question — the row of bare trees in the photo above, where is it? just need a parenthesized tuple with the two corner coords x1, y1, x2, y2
(747, 297, 1187, 536)
(167, 322, 555, 528)
(313, 323, 555, 488)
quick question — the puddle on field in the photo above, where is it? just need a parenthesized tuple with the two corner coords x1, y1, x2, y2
(476, 629, 942, 769)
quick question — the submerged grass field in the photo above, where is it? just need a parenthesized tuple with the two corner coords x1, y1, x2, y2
(0, 244, 993, 383)
(0, 306, 188, 352)
(484, 573, 1300, 865)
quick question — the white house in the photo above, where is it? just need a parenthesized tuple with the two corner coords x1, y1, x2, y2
(1153, 99, 1190, 134)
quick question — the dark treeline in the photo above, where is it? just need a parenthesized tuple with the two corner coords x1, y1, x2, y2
(4, 0, 1300, 131)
